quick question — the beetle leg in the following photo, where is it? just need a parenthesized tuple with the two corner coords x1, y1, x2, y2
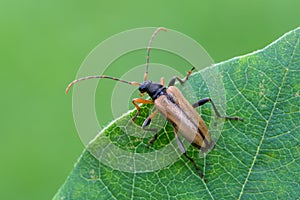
(141, 110, 160, 146)
(131, 98, 154, 122)
(160, 77, 165, 86)
(173, 127, 204, 178)
(192, 98, 243, 121)
(168, 67, 195, 87)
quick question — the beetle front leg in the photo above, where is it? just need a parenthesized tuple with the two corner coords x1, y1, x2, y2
(192, 98, 243, 121)
(168, 67, 195, 87)
(131, 98, 154, 122)
(173, 127, 204, 179)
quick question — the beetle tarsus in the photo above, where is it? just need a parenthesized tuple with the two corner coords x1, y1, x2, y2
(147, 132, 158, 147)
(168, 67, 195, 87)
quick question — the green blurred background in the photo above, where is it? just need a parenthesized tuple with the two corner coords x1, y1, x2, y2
(0, 0, 299, 199)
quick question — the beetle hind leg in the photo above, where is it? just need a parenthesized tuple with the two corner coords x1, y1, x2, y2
(193, 98, 243, 121)
(173, 127, 204, 179)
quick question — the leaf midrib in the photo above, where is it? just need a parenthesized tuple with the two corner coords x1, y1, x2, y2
(238, 68, 288, 199)
(237, 32, 299, 199)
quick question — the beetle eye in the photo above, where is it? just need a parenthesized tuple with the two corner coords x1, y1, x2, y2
(138, 87, 146, 93)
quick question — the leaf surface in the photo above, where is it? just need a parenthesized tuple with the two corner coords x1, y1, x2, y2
(54, 27, 300, 200)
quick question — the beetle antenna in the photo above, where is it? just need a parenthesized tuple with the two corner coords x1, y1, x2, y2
(144, 27, 167, 81)
(66, 75, 140, 94)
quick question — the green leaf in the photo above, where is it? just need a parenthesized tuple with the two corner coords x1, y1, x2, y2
(54, 27, 300, 199)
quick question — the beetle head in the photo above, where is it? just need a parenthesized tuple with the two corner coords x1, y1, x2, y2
(138, 80, 165, 100)
(138, 80, 152, 95)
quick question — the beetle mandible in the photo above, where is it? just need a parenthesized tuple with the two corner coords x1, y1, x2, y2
(66, 27, 242, 178)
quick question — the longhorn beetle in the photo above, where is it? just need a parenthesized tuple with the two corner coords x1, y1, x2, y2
(66, 27, 242, 178)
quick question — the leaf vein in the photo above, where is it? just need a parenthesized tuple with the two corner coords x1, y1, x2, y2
(238, 67, 289, 200)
